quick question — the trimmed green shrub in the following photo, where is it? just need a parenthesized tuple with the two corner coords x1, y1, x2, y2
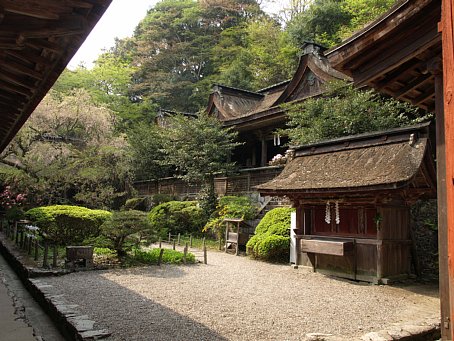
(26, 205, 111, 245)
(203, 195, 259, 238)
(152, 194, 177, 205)
(148, 201, 205, 236)
(132, 248, 195, 264)
(124, 197, 152, 211)
(247, 207, 294, 262)
(101, 210, 156, 256)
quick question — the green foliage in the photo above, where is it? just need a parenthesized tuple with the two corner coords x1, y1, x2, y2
(246, 207, 294, 262)
(94, 247, 116, 256)
(148, 201, 205, 236)
(161, 113, 240, 217)
(124, 197, 152, 211)
(4, 207, 25, 221)
(214, 17, 299, 90)
(152, 194, 177, 205)
(131, 247, 195, 264)
(283, 80, 429, 145)
(128, 123, 171, 181)
(286, 0, 395, 48)
(25, 205, 111, 245)
(204, 195, 258, 238)
(255, 235, 290, 263)
(100, 210, 156, 256)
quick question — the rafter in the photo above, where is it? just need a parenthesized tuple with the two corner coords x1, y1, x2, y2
(395, 74, 434, 99)
(1, 0, 60, 20)
(1, 60, 44, 80)
(0, 80, 33, 97)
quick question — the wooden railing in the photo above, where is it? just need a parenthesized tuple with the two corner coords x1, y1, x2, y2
(1, 220, 59, 268)
(134, 165, 284, 198)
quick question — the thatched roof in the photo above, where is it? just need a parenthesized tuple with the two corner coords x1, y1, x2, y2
(257, 123, 436, 197)
(206, 43, 348, 131)
(0, 0, 112, 152)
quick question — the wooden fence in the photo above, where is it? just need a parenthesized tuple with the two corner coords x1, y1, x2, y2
(1, 220, 59, 268)
(159, 233, 208, 264)
(134, 166, 284, 198)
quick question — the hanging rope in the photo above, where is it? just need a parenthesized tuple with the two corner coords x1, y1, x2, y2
(335, 201, 340, 224)
(325, 201, 331, 224)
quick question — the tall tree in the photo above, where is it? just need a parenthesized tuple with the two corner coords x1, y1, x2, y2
(0, 90, 132, 209)
(214, 17, 299, 90)
(161, 113, 240, 216)
(283, 81, 429, 145)
(131, 0, 262, 112)
(286, 0, 396, 48)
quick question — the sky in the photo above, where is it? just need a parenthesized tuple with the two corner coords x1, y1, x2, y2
(68, 0, 283, 69)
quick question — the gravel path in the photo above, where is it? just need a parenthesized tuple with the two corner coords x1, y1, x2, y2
(45, 249, 439, 341)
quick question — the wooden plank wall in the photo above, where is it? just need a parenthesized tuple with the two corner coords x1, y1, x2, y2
(442, 0, 454, 338)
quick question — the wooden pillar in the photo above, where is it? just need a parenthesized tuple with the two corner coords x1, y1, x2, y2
(261, 136, 267, 167)
(429, 56, 451, 338)
(441, 0, 454, 337)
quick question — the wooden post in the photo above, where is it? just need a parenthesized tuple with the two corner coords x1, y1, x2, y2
(224, 222, 229, 253)
(168, 232, 171, 243)
(172, 239, 176, 250)
(442, 0, 454, 337)
(43, 243, 49, 268)
(15, 223, 19, 244)
(219, 235, 222, 251)
(34, 239, 39, 261)
(159, 238, 162, 249)
(28, 236, 32, 255)
(157, 248, 164, 266)
(52, 245, 57, 268)
(260, 136, 267, 167)
(183, 243, 188, 264)
(177, 233, 181, 246)
(203, 239, 207, 265)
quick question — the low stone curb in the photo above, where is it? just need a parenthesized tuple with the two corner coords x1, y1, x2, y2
(0, 235, 110, 340)
(304, 317, 440, 341)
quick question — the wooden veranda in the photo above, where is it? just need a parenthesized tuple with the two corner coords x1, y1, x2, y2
(325, 0, 454, 338)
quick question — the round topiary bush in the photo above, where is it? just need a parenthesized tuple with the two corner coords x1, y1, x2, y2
(148, 201, 205, 236)
(26, 205, 111, 245)
(246, 207, 294, 262)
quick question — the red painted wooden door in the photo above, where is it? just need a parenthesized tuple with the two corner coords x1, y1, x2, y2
(442, 0, 454, 339)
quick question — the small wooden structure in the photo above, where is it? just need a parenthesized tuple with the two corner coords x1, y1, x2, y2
(65, 246, 93, 269)
(224, 218, 253, 256)
(257, 123, 436, 283)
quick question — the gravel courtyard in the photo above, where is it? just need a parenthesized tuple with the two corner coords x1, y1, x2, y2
(45, 250, 439, 341)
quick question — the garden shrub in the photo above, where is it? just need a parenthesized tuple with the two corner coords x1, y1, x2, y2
(152, 194, 177, 205)
(246, 207, 294, 262)
(25, 205, 111, 245)
(203, 195, 259, 238)
(124, 197, 152, 211)
(148, 201, 205, 236)
(100, 210, 156, 256)
(132, 248, 195, 264)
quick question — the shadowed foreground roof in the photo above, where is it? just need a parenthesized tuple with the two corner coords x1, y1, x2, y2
(0, 0, 112, 152)
(257, 123, 436, 196)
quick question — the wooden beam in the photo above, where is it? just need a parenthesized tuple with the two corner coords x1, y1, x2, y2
(396, 74, 434, 99)
(0, 68, 37, 90)
(2, 0, 60, 20)
(0, 80, 33, 97)
(441, 0, 454, 338)
(6, 50, 49, 65)
(1, 60, 44, 80)
(25, 39, 62, 54)
(355, 29, 441, 86)
(375, 60, 426, 89)
(413, 90, 435, 106)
